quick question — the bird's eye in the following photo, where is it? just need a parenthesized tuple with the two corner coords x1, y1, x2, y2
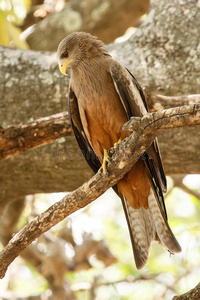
(62, 51, 68, 58)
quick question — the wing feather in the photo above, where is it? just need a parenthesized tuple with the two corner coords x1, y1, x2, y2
(110, 60, 167, 214)
(68, 87, 101, 173)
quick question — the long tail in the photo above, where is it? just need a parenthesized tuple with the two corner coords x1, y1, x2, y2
(121, 189, 181, 269)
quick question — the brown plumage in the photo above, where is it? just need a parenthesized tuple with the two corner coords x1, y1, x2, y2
(57, 32, 181, 269)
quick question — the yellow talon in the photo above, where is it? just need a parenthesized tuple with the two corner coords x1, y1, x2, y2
(100, 139, 123, 175)
(102, 149, 110, 176)
(114, 138, 122, 151)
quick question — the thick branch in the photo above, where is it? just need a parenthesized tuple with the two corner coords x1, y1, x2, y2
(123, 104, 200, 133)
(0, 112, 72, 161)
(108, 0, 200, 95)
(146, 93, 200, 111)
(1, 95, 200, 162)
(0, 104, 199, 279)
(25, 0, 149, 50)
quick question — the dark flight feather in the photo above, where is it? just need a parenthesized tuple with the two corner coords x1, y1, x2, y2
(68, 88, 101, 173)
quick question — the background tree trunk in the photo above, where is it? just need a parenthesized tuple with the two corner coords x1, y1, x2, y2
(107, 0, 200, 95)
(25, 0, 149, 50)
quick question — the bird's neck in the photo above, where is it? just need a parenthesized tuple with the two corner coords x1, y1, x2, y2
(71, 58, 110, 89)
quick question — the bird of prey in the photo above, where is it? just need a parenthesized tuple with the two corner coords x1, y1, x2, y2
(57, 32, 181, 269)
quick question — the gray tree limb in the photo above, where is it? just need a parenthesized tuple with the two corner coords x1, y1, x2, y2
(107, 0, 200, 95)
(1, 94, 200, 161)
(25, 0, 149, 50)
(0, 112, 72, 161)
(0, 104, 199, 279)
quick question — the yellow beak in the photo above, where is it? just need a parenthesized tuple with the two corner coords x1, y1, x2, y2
(59, 57, 71, 75)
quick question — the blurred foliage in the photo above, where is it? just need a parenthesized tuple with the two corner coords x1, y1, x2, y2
(0, 0, 30, 48)
(0, 176, 199, 299)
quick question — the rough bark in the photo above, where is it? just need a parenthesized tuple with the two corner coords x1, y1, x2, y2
(0, 104, 199, 279)
(0, 112, 72, 160)
(107, 0, 200, 95)
(0, 46, 68, 128)
(146, 94, 200, 112)
(25, 0, 149, 50)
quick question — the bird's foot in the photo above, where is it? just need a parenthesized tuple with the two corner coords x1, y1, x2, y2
(108, 138, 123, 156)
(99, 138, 127, 176)
(102, 149, 110, 176)
(113, 138, 122, 152)
(98, 149, 110, 176)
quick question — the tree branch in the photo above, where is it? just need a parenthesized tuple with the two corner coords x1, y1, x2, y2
(25, 0, 149, 50)
(0, 104, 199, 279)
(123, 104, 200, 133)
(0, 197, 25, 244)
(1, 95, 200, 162)
(146, 93, 200, 111)
(0, 112, 72, 161)
(172, 175, 200, 201)
(172, 281, 200, 300)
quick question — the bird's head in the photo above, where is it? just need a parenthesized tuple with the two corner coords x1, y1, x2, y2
(57, 31, 110, 75)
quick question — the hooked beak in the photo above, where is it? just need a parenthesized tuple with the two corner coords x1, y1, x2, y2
(59, 57, 71, 75)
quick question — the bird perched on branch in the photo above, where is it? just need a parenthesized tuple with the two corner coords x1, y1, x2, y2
(57, 32, 181, 269)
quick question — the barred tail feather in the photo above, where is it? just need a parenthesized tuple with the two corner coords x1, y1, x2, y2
(148, 189, 182, 253)
(122, 194, 155, 269)
(121, 189, 181, 270)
